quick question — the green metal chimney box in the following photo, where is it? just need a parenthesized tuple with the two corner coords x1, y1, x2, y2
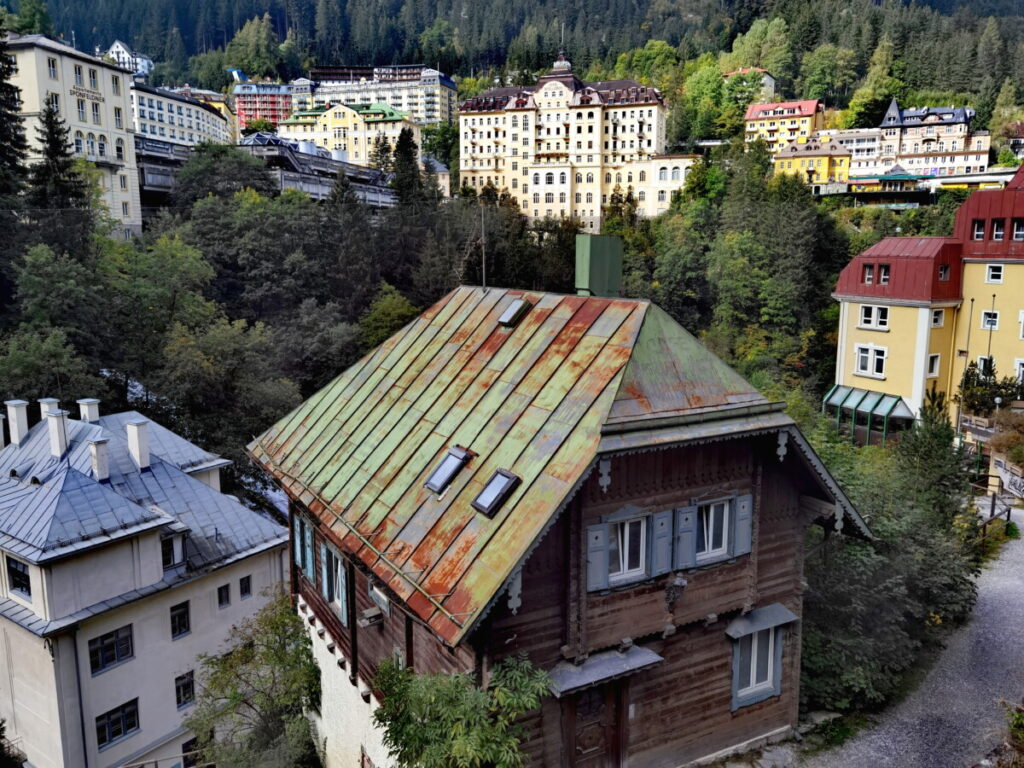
(575, 234, 623, 297)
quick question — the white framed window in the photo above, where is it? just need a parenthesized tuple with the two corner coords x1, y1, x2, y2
(978, 355, 994, 376)
(697, 501, 730, 562)
(928, 354, 940, 378)
(863, 264, 874, 284)
(608, 517, 646, 585)
(972, 219, 984, 240)
(986, 264, 1003, 284)
(992, 219, 1005, 241)
(1013, 219, 1024, 242)
(855, 344, 887, 378)
(981, 311, 999, 331)
(859, 305, 889, 330)
(1019, 310, 1024, 340)
(878, 264, 891, 285)
(1015, 358, 1024, 384)
(931, 309, 944, 327)
(737, 628, 775, 698)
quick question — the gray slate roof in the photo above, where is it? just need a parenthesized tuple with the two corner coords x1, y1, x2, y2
(0, 413, 284, 565)
(97, 411, 231, 473)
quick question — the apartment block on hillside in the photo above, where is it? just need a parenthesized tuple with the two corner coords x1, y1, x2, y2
(829, 164, 1024, 443)
(458, 54, 696, 231)
(0, 399, 287, 768)
(744, 99, 826, 154)
(6, 33, 142, 238)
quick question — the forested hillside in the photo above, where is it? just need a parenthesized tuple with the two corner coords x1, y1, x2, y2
(7, 0, 1024, 86)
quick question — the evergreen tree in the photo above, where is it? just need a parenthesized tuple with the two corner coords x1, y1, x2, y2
(24, 101, 93, 257)
(392, 127, 422, 205)
(25, 101, 89, 211)
(12, 0, 53, 36)
(370, 135, 393, 173)
(0, 12, 27, 207)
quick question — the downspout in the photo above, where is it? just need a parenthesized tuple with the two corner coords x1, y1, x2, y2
(70, 628, 90, 768)
(955, 297, 975, 436)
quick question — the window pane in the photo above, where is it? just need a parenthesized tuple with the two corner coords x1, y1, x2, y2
(755, 629, 771, 685)
(626, 519, 642, 570)
(712, 505, 725, 550)
(738, 635, 752, 690)
(608, 526, 622, 575)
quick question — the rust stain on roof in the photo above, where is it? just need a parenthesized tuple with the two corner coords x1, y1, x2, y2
(248, 287, 770, 646)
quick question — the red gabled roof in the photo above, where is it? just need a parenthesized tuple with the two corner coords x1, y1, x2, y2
(834, 237, 963, 303)
(744, 99, 821, 121)
(952, 164, 1024, 260)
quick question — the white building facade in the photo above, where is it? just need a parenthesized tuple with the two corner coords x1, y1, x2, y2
(459, 55, 687, 230)
(7, 33, 142, 238)
(299, 65, 457, 124)
(0, 398, 287, 768)
(131, 83, 231, 146)
(103, 40, 154, 77)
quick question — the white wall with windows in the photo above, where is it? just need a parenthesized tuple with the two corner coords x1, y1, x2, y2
(130, 85, 231, 147)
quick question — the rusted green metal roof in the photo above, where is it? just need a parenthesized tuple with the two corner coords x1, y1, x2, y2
(248, 287, 834, 645)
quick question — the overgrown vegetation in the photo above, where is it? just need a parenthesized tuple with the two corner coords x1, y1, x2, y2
(796, 388, 981, 713)
(373, 654, 550, 768)
(184, 590, 322, 768)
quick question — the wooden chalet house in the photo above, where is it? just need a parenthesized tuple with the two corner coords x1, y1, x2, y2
(249, 284, 869, 768)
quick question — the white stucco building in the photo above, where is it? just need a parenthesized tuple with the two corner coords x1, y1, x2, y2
(0, 398, 287, 768)
(130, 83, 231, 146)
(102, 40, 154, 77)
(6, 33, 142, 238)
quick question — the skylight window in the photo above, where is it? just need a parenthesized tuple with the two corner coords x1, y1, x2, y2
(425, 447, 471, 493)
(472, 470, 520, 517)
(498, 299, 531, 328)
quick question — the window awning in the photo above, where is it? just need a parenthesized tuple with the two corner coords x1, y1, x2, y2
(823, 385, 915, 420)
(548, 645, 663, 698)
(725, 603, 799, 639)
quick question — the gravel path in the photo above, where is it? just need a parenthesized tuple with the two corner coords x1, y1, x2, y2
(801, 503, 1024, 768)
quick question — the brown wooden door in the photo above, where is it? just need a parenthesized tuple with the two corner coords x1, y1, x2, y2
(566, 683, 623, 767)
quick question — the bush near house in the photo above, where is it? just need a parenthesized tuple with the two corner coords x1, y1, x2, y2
(991, 412, 1024, 468)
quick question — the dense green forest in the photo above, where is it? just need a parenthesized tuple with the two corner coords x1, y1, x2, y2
(4, 0, 1024, 92)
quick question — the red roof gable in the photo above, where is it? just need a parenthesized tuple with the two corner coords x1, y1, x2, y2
(744, 99, 821, 122)
(952, 165, 1024, 259)
(834, 237, 963, 303)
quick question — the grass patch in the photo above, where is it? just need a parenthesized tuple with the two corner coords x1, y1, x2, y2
(1007, 520, 1021, 540)
(978, 517, 1019, 561)
(817, 715, 869, 747)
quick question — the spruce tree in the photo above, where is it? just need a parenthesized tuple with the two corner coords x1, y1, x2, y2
(392, 127, 422, 206)
(25, 101, 93, 257)
(0, 12, 27, 206)
(26, 101, 89, 210)
(12, 0, 53, 36)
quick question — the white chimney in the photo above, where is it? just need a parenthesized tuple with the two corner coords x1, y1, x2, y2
(77, 398, 101, 423)
(5, 400, 29, 446)
(126, 419, 150, 470)
(46, 410, 70, 459)
(38, 398, 60, 421)
(88, 438, 110, 481)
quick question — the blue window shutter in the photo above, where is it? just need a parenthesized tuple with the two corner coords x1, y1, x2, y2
(337, 558, 348, 627)
(651, 510, 672, 576)
(730, 639, 742, 711)
(303, 525, 314, 581)
(674, 506, 697, 570)
(586, 523, 610, 591)
(292, 516, 302, 565)
(319, 542, 329, 600)
(733, 494, 753, 557)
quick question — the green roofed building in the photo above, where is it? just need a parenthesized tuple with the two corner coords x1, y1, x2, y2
(249, 284, 868, 768)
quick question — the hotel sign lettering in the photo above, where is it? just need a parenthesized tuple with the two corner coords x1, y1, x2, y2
(70, 85, 104, 103)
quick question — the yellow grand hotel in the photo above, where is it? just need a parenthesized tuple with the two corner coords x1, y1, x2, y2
(458, 54, 696, 230)
(828, 165, 1024, 444)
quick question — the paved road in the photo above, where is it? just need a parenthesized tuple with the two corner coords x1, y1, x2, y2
(801, 505, 1024, 768)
